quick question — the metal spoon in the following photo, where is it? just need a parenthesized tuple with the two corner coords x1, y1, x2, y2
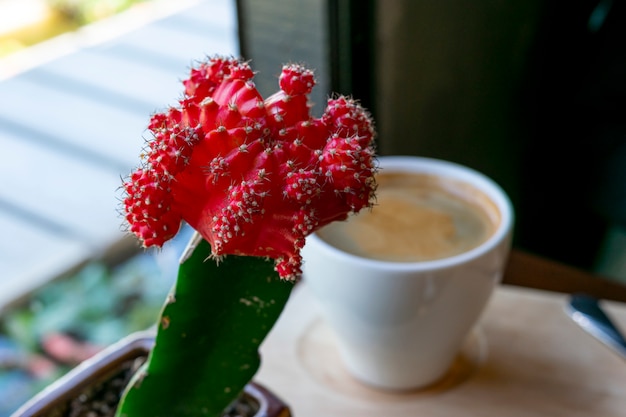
(566, 294, 626, 360)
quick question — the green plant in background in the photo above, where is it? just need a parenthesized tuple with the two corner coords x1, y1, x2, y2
(118, 55, 378, 416)
(2, 255, 167, 352)
(0, 247, 178, 416)
(0, 0, 151, 58)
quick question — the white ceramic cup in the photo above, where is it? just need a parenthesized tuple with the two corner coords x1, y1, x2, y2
(301, 156, 514, 390)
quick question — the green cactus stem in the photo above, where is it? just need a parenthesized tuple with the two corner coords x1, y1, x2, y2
(115, 238, 294, 417)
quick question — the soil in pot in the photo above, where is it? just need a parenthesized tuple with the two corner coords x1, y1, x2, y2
(11, 330, 290, 417)
(47, 355, 260, 417)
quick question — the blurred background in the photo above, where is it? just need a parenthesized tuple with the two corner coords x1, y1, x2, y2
(238, 0, 626, 279)
(0, 0, 625, 414)
(0, 0, 217, 413)
(0, 0, 153, 57)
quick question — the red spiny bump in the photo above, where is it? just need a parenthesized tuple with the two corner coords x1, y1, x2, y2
(292, 208, 318, 236)
(265, 93, 310, 129)
(183, 56, 242, 101)
(229, 61, 255, 81)
(211, 177, 270, 248)
(264, 64, 315, 131)
(123, 169, 181, 247)
(148, 112, 168, 131)
(323, 96, 375, 147)
(210, 78, 267, 128)
(279, 64, 315, 95)
(320, 135, 377, 211)
(206, 156, 228, 183)
(296, 119, 330, 150)
(285, 170, 322, 203)
(274, 254, 303, 282)
(122, 56, 377, 279)
(197, 97, 218, 128)
(149, 125, 200, 177)
(179, 98, 200, 126)
(282, 139, 318, 168)
(236, 84, 266, 118)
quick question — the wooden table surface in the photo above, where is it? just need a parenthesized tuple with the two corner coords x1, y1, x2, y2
(257, 277, 626, 417)
(504, 249, 626, 303)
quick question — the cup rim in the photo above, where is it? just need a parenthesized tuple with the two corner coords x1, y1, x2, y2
(306, 155, 514, 272)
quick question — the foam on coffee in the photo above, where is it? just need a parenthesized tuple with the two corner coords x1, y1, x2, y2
(316, 171, 500, 262)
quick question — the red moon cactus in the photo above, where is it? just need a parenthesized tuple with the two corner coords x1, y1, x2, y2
(122, 56, 377, 280)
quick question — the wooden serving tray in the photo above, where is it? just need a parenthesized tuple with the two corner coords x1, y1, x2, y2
(257, 281, 626, 416)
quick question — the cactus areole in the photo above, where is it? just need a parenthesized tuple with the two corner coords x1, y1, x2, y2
(122, 56, 377, 280)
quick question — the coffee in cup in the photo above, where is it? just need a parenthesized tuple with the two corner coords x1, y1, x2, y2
(316, 171, 500, 263)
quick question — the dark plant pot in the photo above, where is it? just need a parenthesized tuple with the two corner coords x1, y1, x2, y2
(10, 330, 291, 417)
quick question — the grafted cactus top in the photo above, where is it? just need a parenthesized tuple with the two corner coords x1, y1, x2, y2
(122, 56, 377, 279)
